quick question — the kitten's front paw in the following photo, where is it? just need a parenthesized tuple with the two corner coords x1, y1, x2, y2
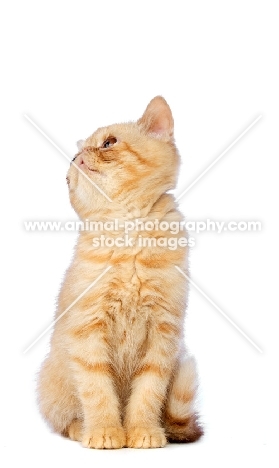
(126, 427, 167, 448)
(82, 427, 125, 449)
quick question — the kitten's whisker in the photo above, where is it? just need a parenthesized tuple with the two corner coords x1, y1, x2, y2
(175, 115, 262, 201)
(23, 114, 113, 202)
(23, 266, 112, 354)
(175, 266, 263, 354)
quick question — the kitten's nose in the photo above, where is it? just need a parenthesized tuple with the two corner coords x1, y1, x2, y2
(78, 155, 85, 168)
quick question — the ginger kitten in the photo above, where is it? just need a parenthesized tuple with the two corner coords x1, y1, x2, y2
(38, 96, 203, 449)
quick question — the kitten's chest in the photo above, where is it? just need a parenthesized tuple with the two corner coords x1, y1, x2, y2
(105, 277, 150, 367)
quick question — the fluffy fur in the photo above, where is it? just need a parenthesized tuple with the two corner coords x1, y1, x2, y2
(38, 96, 203, 449)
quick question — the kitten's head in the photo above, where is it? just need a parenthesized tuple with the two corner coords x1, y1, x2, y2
(67, 96, 180, 218)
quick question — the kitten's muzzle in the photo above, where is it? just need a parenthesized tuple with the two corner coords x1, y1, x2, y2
(76, 153, 99, 173)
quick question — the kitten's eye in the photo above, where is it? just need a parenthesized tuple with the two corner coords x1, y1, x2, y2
(102, 137, 117, 149)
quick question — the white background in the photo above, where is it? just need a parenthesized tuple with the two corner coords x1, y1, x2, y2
(1, 1, 278, 466)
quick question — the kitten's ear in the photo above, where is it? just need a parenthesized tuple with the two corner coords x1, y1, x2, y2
(138, 96, 174, 140)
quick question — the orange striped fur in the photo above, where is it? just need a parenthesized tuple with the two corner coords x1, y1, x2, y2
(38, 97, 203, 449)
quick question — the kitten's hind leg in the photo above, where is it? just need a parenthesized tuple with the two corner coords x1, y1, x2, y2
(38, 351, 82, 437)
(164, 356, 203, 443)
(66, 418, 83, 441)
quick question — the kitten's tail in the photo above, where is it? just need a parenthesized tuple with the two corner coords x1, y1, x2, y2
(164, 356, 203, 442)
